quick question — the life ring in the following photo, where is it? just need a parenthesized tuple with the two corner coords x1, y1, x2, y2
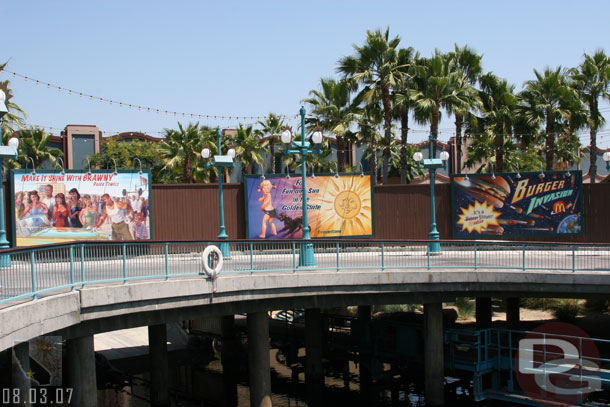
(202, 245, 223, 278)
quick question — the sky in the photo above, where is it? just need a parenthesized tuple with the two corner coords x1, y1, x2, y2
(2, 1, 610, 148)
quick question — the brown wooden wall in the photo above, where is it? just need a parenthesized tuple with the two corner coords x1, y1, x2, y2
(3, 181, 608, 244)
(149, 182, 610, 243)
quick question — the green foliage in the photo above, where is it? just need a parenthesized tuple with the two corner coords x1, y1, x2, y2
(89, 139, 167, 183)
(230, 124, 269, 176)
(15, 127, 63, 170)
(552, 299, 581, 322)
(454, 297, 475, 320)
(158, 122, 217, 183)
(373, 304, 420, 314)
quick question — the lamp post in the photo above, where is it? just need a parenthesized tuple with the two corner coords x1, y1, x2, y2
(0, 90, 19, 267)
(281, 106, 323, 267)
(202, 129, 236, 259)
(413, 134, 449, 255)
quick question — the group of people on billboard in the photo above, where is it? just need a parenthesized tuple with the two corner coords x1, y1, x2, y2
(15, 184, 149, 241)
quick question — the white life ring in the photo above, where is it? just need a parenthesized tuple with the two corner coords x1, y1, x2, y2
(202, 245, 223, 278)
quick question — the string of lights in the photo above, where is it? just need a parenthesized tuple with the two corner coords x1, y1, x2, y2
(0, 68, 298, 122)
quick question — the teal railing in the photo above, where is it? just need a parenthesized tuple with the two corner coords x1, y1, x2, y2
(0, 240, 609, 305)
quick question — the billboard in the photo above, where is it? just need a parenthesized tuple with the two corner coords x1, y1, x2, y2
(244, 173, 374, 239)
(11, 170, 151, 246)
(451, 171, 583, 239)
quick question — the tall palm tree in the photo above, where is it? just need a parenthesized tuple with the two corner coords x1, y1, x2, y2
(158, 122, 209, 183)
(257, 113, 285, 174)
(16, 127, 63, 169)
(338, 27, 404, 184)
(445, 45, 483, 172)
(357, 103, 384, 183)
(471, 73, 519, 172)
(570, 50, 610, 183)
(411, 52, 471, 158)
(392, 46, 418, 183)
(519, 67, 579, 171)
(231, 124, 269, 176)
(303, 78, 359, 172)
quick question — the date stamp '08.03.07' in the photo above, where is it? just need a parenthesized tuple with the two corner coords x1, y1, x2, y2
(2, 387, 73, 405)
(3, 336, 73, 405)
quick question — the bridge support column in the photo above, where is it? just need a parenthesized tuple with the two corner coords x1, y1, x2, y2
(424, 302, 444, 406)
(305, 308, 324, 405)
(0, 349, 10, 388)
(67, 335, 97, 407)
(148, 324, 170, 407)
(221, 315, 239, 407)
(247, 312, 271, 407)
(12, 341, 31, 407)
(357, 306, 372, 402)
(506, 298, 520, 329)
(476, 297, 492, 330)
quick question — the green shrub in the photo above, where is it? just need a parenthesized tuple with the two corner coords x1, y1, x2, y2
(454, 298, 475, 320)
(552, 299, 581, 322)
(521, 298, 562, 311)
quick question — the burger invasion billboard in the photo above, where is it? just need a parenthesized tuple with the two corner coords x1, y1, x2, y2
(451, 171, 583, 238)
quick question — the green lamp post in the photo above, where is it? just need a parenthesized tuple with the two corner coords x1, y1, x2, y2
(280, 106, 323, 267)
(201, 129, 236, 259)
(413, 134, 449, 254)
(0, 90, 19, 268)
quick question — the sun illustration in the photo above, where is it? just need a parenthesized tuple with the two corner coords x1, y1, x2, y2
(313, 175, 372, 237)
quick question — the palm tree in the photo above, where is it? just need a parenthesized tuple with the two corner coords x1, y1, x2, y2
(570, 50, 610, 183)
(257, 113, 285, 174)
(158, 122, 210, 183)
(338, 27, 404, 184)
(469, 73, 519, 172)
(16, 127, 63, 169)
(0, 62, 26, 137)
(231, 124, 269, 176)
(411, 52, 471, 158)
(519, 67, 580, 171)
(303, 78, 360, 172)
(357, 103, 384, 183)
(445, 45, 483, 171)
(392, 46, 418, 183)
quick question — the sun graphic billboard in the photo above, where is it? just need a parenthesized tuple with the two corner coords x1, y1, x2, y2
(244, 173, 374, 239)
(11, 170, 151, 246)
(451, 171, 583, 239)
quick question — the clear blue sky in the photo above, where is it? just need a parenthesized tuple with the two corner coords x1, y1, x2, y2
(3, 1, 610, 147)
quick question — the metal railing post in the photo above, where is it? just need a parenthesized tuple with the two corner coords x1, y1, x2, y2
(30, 251, 37, 300)
(381, 242, 385, 272)
(164, 243, 169, 280)
(572, 245, 576, 273)
(336, 242, 340, 272)
(474, 242, 478, 271)
(122, 244, 127, 284)
(69, 246, 75, 291)
(250, 242, 254, 272)
(80, 244, 85, 288)
(522, 244, 526, 272)
(292, 241, 296, 273)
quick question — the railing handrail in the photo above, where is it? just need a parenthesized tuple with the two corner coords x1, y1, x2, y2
(1, 238, 609, 255)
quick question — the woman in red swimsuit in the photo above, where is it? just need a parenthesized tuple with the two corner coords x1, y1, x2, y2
(52, 193, 69, 227)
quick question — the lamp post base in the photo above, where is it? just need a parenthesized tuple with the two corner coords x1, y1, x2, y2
(219, 241, 231, 259)
(428, 230, 441, 255)
(298, 241, 316, 268)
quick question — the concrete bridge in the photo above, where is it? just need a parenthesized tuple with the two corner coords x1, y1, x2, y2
(1, 239, 609, 406)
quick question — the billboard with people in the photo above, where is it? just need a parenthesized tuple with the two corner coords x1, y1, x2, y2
(11, 170, 151, 246)
(451, 171, 583, 238)
(244, 173, 374, 239)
